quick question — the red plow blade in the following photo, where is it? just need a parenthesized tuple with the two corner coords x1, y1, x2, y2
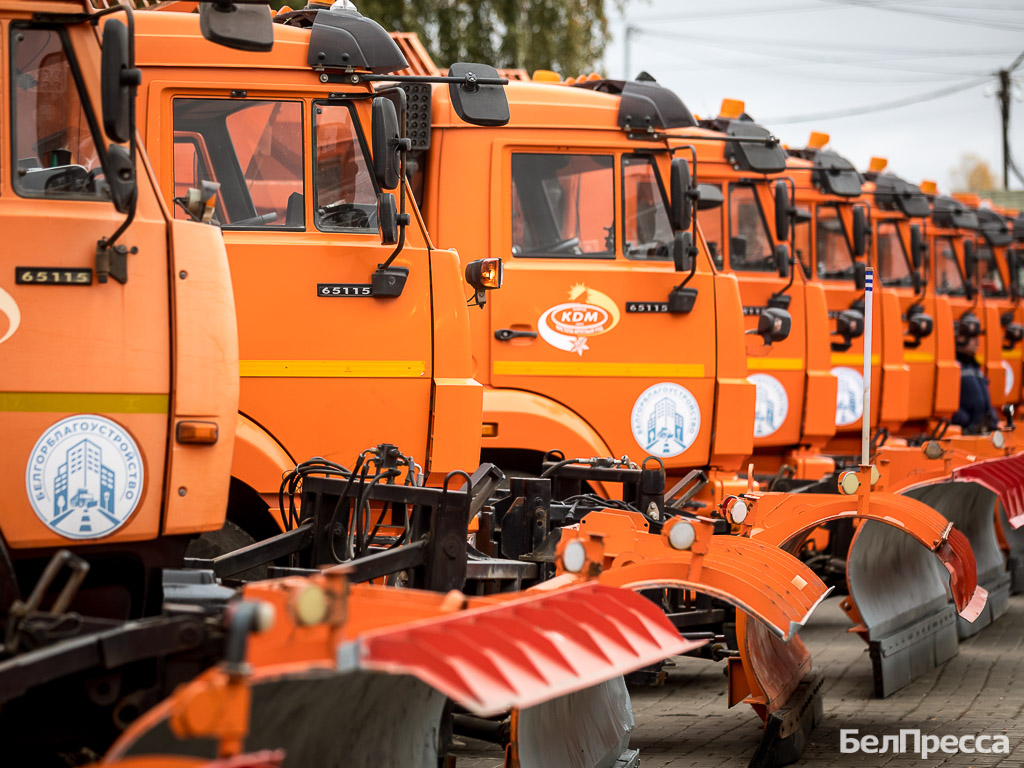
(952, 451, 1024, 529)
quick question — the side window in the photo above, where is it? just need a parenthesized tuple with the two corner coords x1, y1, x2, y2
(314, 102, 377, 232)
(172, 133, 224, 222)
(511, 153, 614, 258)
(10, 26, 107, 201)
(621, 155, 673, 260)
(934, 237, 965, 296)
(816, 204, 854, 280)
(172, 98, 304, 229)
(976, 246, 1007, 297)
(876, 221, 912, 287)
(697, 182, 724, 269)
(793, 217, 811, 278)
(728, 183, 774, 271)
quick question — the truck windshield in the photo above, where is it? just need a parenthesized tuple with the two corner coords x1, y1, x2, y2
(172, 99, 305, 229)
(816, 204, 855, 280)
(511, 153, 615, 258)
(621, 155, 673, 260)
(934, 237, 966, 296)
(728, 183, 774, 272)
(976, 246, 1007, 297)
(876, 221, 913, 287)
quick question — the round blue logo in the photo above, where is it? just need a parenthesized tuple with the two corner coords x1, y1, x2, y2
(630, 382, 701, 458)
(25, 415, 145, 539)
(750, 373, 789, 438)
(832, 367, 864, 427)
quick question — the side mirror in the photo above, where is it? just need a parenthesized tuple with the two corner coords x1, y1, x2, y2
(101, 19, 139, 145)
(910, 224, 924, 269)
(672, 231, 696, 272)
(465, 257, 503, 307)
(175, 179, 220, 223)
(378, 192, 399, 245)
(372, 97, 402, 190)
(911, 270, 922, 295)
(905, 306, 933, 347)
(854, 261, 866, 291)
(774, 243, 790, 279)
(964, 239, 977, 278)
(670, 158, 693, 231)
(198, 1, 274, 53)
(105, 144, 138, 215)
(696, 183, 724, 211)
(755, 307, 792, 344)
(774, 180, 790, 242)
(1010, 251, 1020, 300)
(448, 63, 510, 127)
(852, 206, 868, 258)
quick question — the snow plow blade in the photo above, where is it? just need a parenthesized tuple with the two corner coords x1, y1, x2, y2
(951, 451, 1024, 530)
(901, 482, 1010, 639)
(997, 501, 1024, 593)
(554, 510, 831, 641)
(741, 481, 984, 699)
(104, 576, 698, 768)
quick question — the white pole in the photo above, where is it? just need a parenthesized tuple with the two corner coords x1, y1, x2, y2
(861, 267, 874, 466)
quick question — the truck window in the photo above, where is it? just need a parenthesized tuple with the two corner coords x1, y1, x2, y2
(728, 183, 774, 272)
(511, 153, 614, 258)
(172, 99, 304, 229)
(976, 245, 1007, 297)
(876, 221, 912, 287)
(313, 102, 377, 232)
(793, 216, 811, 278)
(10, 26, 107, 201)
(173, 132, 225, 223)
(696, 182, 724, 269)
(621, 155, 673, 260)
(934, 237, 966, 296)
(816, 204, 855, 280)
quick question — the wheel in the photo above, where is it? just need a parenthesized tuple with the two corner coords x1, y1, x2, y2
(184, 519, 268, 581)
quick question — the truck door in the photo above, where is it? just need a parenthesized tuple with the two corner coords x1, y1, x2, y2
(169, 95, 432, 477)
(2, 23, 171, 548)
(489, 149, 716, 468)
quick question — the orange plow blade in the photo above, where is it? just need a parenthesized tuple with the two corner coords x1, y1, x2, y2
(104, 577, 699, 768)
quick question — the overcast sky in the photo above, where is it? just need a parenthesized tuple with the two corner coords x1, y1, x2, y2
(602, 0, 1024, 193)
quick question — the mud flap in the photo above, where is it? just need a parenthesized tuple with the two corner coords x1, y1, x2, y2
(847, 520, 959, 697)
(747, 669, 824, 768)
(514, 676, 635, 768)
(108, 670, 448, 768)
(903, 483, 1010, 638)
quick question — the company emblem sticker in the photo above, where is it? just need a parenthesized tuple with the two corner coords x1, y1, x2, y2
(538, 283, 620, 356)
(0, 285, 21, 345)
(750, 373, 789, 438)
(1003, 360, 1015, 398)
(832, 367, 864, 427)
(25, 415, 144, 540)
(630, 382, 701, 458)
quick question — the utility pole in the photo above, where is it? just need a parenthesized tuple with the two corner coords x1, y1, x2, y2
(999, 68, 1011, 191)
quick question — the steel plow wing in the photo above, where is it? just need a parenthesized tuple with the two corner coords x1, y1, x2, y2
(104, 578, 697, 768)
(901, 482, 1010, 639)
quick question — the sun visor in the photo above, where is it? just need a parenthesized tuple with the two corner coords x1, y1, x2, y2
(307, 8, 408, 74)
(723, 120, 787, 174)
(873, 173, 930, 217)
(932, 196, 979, 230)
(977, 208, 1013, 247)
(614, 80, 696, 132)
(812, 150, 862, 197)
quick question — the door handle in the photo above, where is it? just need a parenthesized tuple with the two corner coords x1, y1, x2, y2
(494, 328, 538, 341)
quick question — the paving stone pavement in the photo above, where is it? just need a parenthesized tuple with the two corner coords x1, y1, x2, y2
(452, 593, 1024, 767)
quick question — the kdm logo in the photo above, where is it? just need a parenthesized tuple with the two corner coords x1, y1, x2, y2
(538, 284, 620, 356)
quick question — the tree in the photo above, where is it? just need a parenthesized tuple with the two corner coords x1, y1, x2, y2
(276, 1, 622, 76)
(950, 153, 997, 192)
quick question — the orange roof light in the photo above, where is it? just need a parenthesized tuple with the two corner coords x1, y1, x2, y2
(920, 180, 938, 195)
(953, 192, 981, 207)
(719, 98, 745, 120)
(807, 131, 829, 149)
(868, 157, 888, 173)
(532, 69, 561, 83)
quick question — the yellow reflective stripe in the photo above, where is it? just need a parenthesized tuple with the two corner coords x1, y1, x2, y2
(1003, 349, 1023, 360)
(903, 351, 935, 364)
(831, 353, 881, 366)
(493, 361, 705, 377)
(239, 360, 426, 377)
(0, 392, 168, 413)
(746, 357, 804, 371)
